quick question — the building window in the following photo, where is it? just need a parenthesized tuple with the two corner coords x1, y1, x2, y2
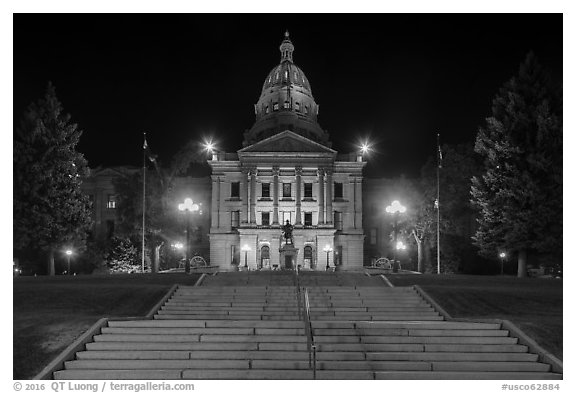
(304, 245, 313, 269)
(261, 182, 270, 198)
(284, 70, 288, 79)
(304, 212, 313, 226)
(273, 102, 279, 111)
(295, 102, 300, 112)
(107, 194, 116, 209)
(334, 182, 343, 199)
(231, 245, 238, 265)
(284, 101, 290, 109)
(231, 211, 240, 229)
(370, 228, 378, 245)
(304, 183, 312, 198)
(261, 212, 270, 226)
(283, 182, 291, 198)
(334, 211, 343, 230)
(231, 182, 240, 198)
(261, 245, 270, 269)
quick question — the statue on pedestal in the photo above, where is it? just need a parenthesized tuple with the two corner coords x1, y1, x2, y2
(282, 220, 294, 245)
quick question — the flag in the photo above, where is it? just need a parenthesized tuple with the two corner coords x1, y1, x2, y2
(143, 134, 158, 164)
(437, 133, 443, 169)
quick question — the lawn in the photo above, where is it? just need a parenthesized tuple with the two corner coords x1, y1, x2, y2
(13, 274, 201, 380)
(387, 274, 563, 360)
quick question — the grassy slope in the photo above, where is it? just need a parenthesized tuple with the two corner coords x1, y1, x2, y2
(13, 274, 201, 380)
(387, 275, 563, 360)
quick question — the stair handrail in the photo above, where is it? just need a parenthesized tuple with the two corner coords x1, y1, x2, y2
(303, 288, 317, 379)
(294, 266, 302, 320)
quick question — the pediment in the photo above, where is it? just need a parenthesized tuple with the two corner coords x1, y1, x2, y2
(238, 131, 336, 154)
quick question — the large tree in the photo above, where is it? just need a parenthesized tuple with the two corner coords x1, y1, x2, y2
(471, 53, 562, 277)
(14, 83, 92, 275)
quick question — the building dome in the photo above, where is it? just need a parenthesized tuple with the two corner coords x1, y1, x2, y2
(243, 31, 330, 147)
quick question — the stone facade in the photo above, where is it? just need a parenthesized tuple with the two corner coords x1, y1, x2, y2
(209, 132, 365, 271)
(209, 32, 366, 271)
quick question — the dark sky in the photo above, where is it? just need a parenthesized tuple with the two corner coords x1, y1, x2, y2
(13, 14, 562, 177)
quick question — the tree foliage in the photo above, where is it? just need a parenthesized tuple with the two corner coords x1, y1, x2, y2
(14, 83, 92, 274)
(104, 236, 140, 273)
(471, 52, 562, 276)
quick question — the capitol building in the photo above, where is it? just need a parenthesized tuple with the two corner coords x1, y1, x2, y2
(209, 32, 366, 270)
(82, 33, 396, 272)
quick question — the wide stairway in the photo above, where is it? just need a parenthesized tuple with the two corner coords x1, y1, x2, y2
(54, 272, 561, 379)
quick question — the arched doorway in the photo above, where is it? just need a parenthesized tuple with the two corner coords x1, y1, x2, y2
(304, 245, 313, 269)
(260, 245, 270, 269)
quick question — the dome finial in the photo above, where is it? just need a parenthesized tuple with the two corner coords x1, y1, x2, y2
(279, 31, 294, 62)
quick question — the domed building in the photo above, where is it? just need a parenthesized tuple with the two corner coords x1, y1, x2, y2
(243, 31, 331, 147)
(209, 32, 366, 270)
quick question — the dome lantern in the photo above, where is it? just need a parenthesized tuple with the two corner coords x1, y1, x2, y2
(279, 30, 294, 63)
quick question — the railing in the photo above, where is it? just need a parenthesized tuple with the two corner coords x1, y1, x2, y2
(293, 267, 317, 379)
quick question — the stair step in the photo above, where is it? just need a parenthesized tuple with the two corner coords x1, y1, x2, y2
(86, 342, 260, 351)
(54, 370, 183, 380)
(65, 360, 251, 370)
(424, 344, 528, 353)
(373, 371, 562, 380)
(252, 360, 432, 371)
(366, 352, 539, 362)
(360, 337, 518, 344)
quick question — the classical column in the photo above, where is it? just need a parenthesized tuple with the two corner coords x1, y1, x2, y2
(325, 168, 333, 224)
(272, 166, 280, 225)
(241, 168, 249, 224)
(317, 168, 325, 225)
(211, 176, 220, 228)
(249, 168, 257, 225)
(295, 166, 302, 226)
(355, 176, 363, 229)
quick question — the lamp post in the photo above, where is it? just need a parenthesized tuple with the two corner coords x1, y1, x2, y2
(323, 244, 333, 271)
(65, 249, 73, 275)
(242, 244, 251, 269)
(178, 198, 199, 273)
(499, 252, 506, 275)
(386, 200, 407, 273)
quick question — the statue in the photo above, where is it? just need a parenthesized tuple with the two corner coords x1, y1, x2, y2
(282, 220, 294, 245)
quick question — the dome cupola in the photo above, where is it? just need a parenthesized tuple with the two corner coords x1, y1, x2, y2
(243, 31, 330, 147)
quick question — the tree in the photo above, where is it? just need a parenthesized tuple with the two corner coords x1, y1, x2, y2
(14, 83, 92, 275)
(471, 53, 562, 277)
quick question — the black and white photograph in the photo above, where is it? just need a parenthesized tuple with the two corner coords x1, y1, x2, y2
(9, 5, 566, 388)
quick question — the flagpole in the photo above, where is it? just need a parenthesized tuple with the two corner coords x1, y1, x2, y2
(142, 132, 146, 273)
(436, 133, 441, 274)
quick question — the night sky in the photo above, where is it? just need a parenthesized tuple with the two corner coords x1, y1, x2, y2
(13, 14, 562, 178)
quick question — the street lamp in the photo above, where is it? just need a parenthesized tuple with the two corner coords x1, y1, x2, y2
(178, 198, 200, 273)
(323, 244, 333, 271)
(499, 252, 507, 275)
(241, 244, 251, 269)
(65, 249, 73, 275)
(386, 200, 407, 273)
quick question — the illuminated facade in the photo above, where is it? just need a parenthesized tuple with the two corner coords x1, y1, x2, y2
(208, 33, 366, 270)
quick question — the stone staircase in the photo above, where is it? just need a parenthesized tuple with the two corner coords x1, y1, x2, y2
(54, 272, 562, 379)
